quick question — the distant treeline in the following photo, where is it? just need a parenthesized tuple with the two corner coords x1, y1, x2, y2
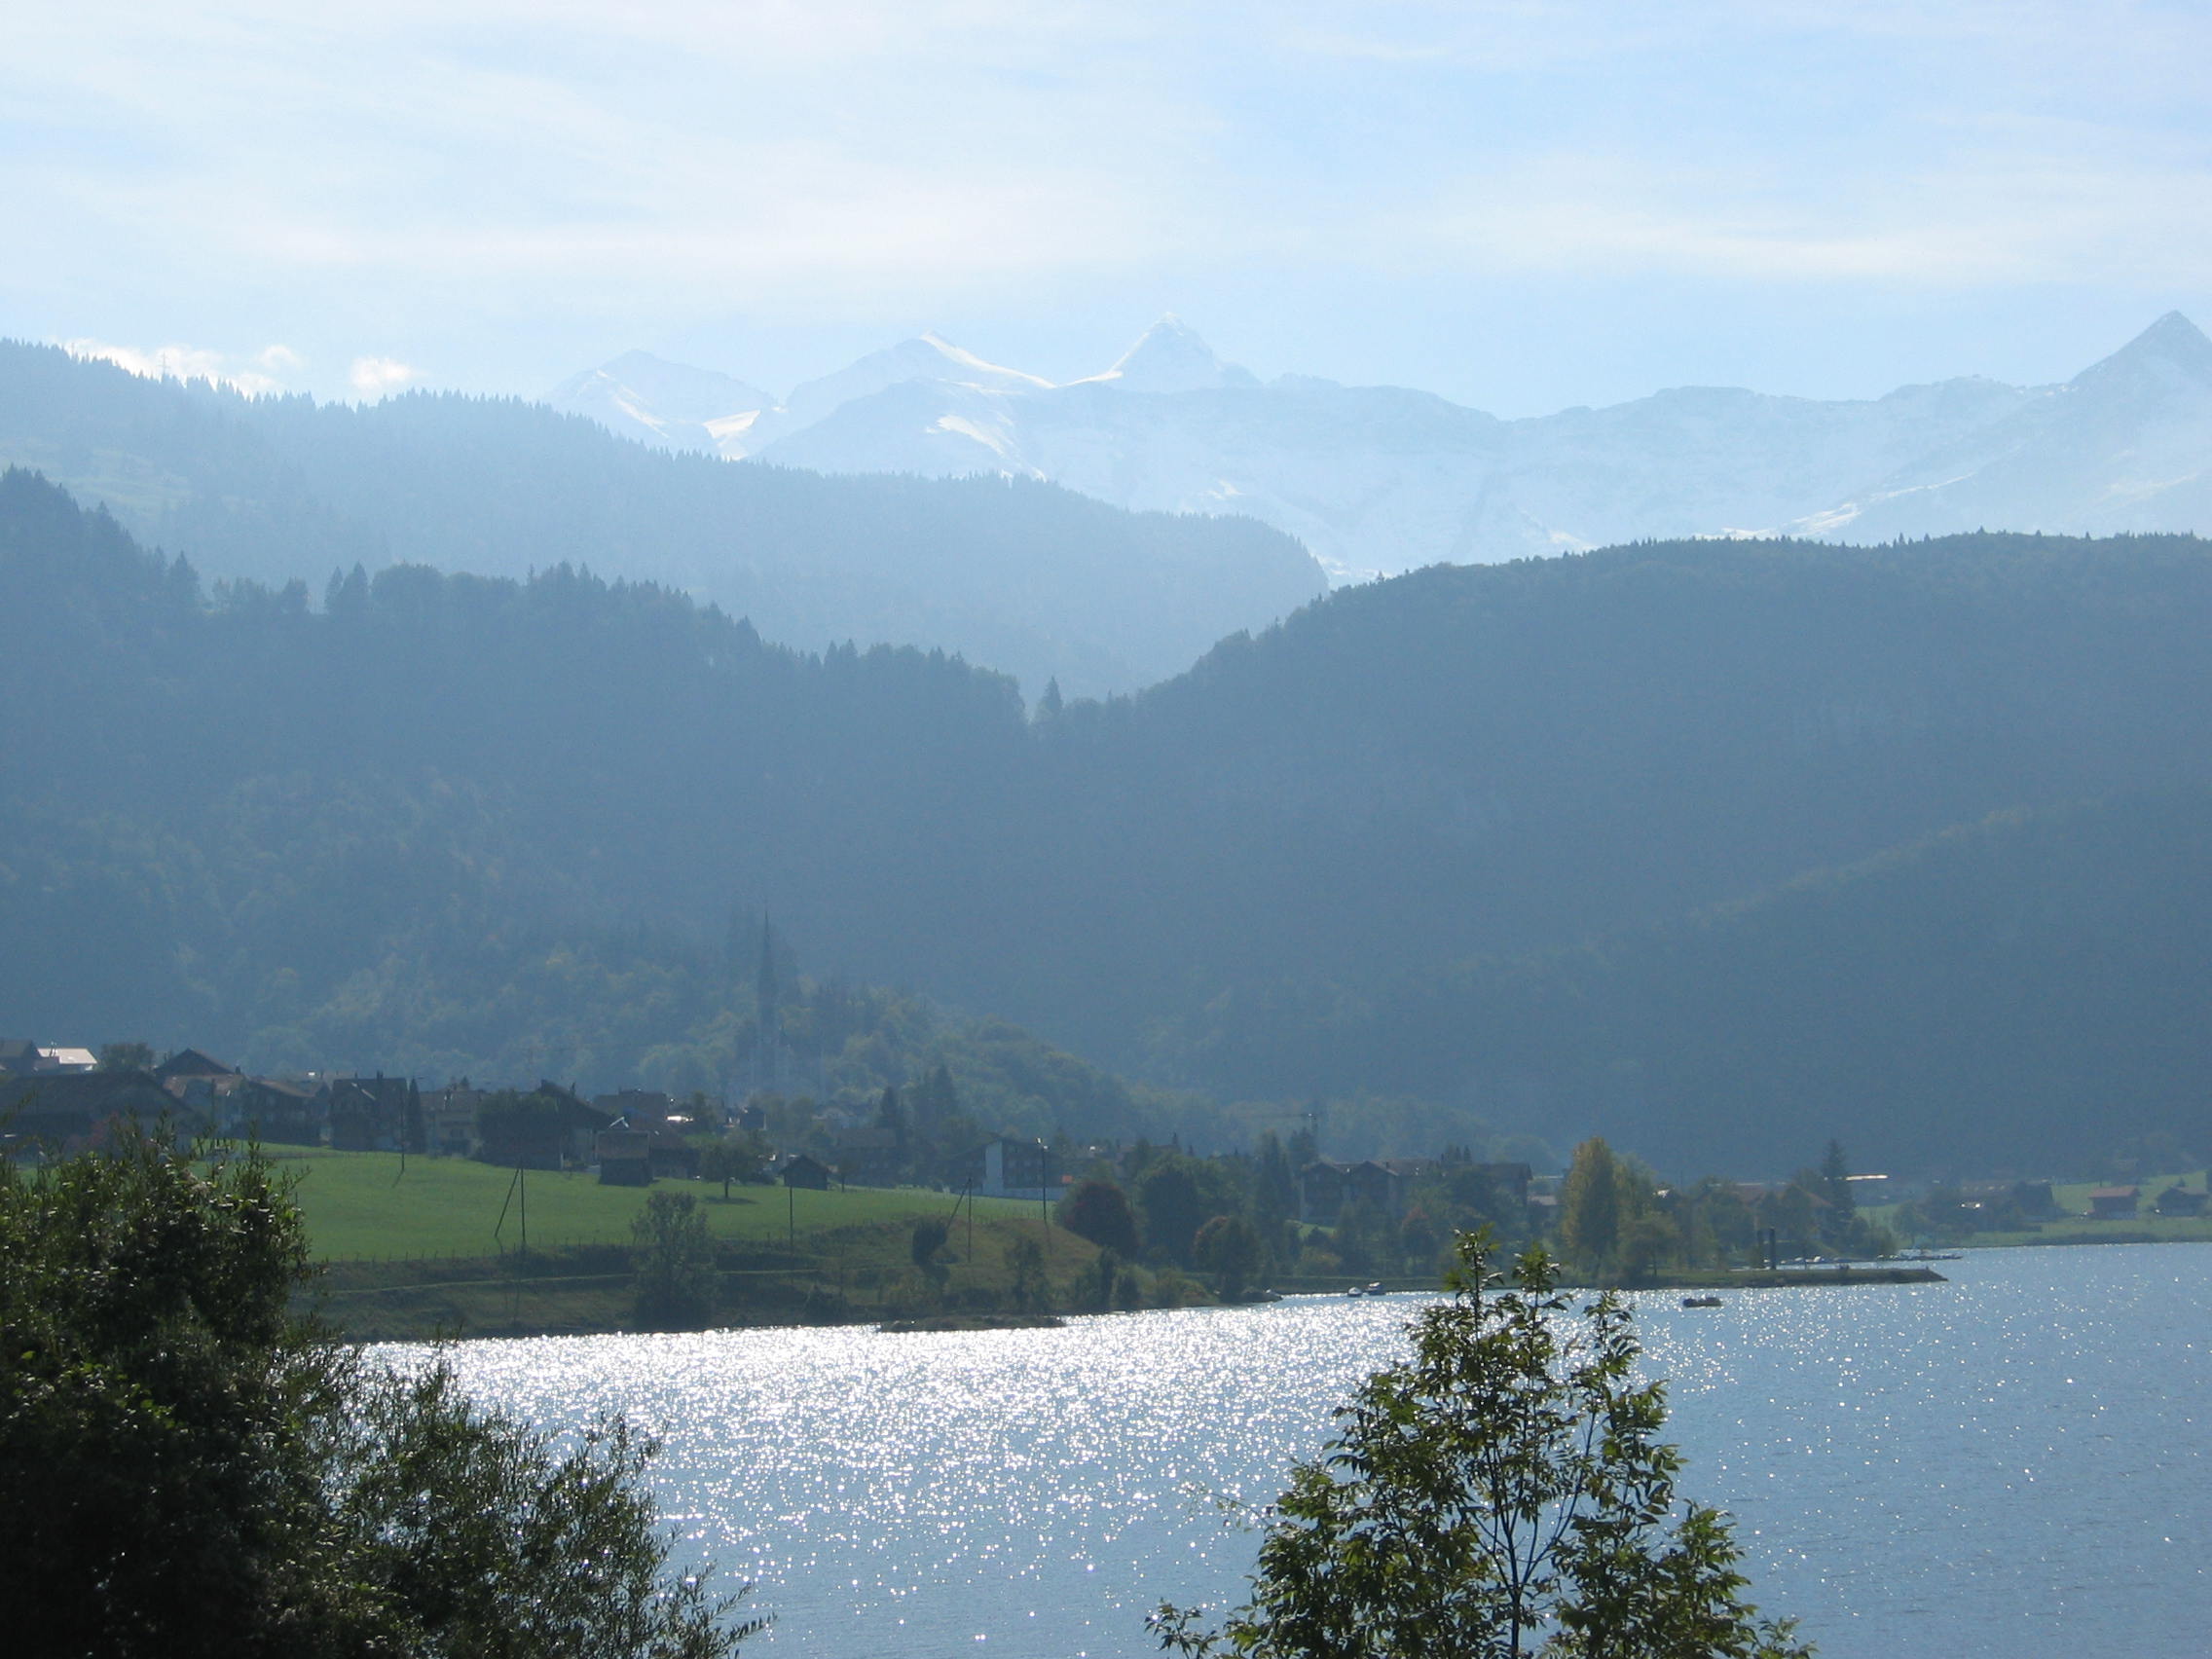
(5, 464, 2211, 1172)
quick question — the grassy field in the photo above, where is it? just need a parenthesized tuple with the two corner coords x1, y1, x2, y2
(1862, 1169, 2212, 1249)
(273, 1148, 1038, 1261)
(270, 1150, 1114, 1340)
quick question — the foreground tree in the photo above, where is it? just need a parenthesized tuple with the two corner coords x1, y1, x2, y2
(1153, 1234, 1809, 1658)
(0, 1124, 755, 1658)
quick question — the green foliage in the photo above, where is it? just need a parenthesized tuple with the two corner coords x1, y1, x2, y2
(328, 1365, 756, 1657)
(0, 1125, 753, 1657)
(699, 1134, 767, 1198)
(631, 1189, 717, 1329)
(1007, 1233, 1049, 1311)
(1559, 1138, 1622, 1278)
(97, 1039, 156, 1071)
(1058, 1177, 1141, 1258)
(1152, 1234, 1810, 1659)
(909, 1216, 952, 1301)
(1193, 1213, 1264, 1299)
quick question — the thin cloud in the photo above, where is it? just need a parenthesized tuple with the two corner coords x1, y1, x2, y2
(350, 355, 419, 396)
(61, 337, 287, 394)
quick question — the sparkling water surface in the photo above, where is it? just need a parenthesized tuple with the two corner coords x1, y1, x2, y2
(416, 1243, 2212, 1657)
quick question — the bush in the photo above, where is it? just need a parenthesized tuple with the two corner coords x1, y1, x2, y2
(0, 1125, 756, 1658)
(633, 1188, 718, 1328)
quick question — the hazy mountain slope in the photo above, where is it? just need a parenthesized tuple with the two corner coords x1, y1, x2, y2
(10, 467, 2212, 1171)
(571, 313, 2212, 581)
(1145, 792, 2212, 1173)
(1802, 312, 2212, 540)
(0, 341, 1327, 695)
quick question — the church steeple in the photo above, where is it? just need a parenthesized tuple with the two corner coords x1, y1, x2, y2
(755, 914, 781, 1094)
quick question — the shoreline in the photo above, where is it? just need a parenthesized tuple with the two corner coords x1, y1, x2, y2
(319, 1260, 1950, 1345)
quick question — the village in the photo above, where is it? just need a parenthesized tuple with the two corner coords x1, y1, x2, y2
(6, 1039, 2204, 1262)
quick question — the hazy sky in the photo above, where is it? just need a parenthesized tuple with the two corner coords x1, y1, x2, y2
(6, 1, 2208, 414)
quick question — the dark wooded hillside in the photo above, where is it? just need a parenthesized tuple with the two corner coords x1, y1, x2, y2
(7, 466, 2210, 1172)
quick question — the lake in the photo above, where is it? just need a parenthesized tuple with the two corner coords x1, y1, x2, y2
(422, 1243, 2212, 1656)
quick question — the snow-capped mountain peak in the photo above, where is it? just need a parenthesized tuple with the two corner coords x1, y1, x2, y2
(543, 350, 771, 452)
(2069, 310, 2212, 400)
(1080, 315, 1258, 393)
(549, 313, 2212, 584)
(778, 334, 1049, 432)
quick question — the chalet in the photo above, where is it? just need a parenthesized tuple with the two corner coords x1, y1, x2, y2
(832, 1125, 904, 1188)
(1299, 1159, 1425, 1224)
(953, 1136, 1052, 1200)
(33, 1046, 97, 1074)
(476, 1082, 610, 1169)
(595, 1125, 655, 1186)
(327, 1075, 417, 1152)
(155, 1049, 238, 1085)
(624, 1113, 701, 1179)
(593, 1088, 681, 1124)
(2087, 1186, 2140, 1221)
(420, 1084, 484, 1156)
(0, 1040, 35, 1078)
(778, 1153, 832, 1191)
(166, 1069, 244, 1130)
(2155, 1184, 2208, 1218)
(0, 1068, 174, 1158)
(226, 1076, 320, 1145)
(588, 1094, 704, 1178)
(1957, 1178, 2058, 1220)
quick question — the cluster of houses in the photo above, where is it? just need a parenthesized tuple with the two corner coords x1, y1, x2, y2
(0, 1039, 1073, 1203)
(11, 1040, 2208, 1226)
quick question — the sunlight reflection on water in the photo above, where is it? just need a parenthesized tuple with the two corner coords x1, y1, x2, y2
(414, 1243, 2212, 1658)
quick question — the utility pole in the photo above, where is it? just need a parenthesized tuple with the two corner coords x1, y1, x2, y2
(1038, 1143, 1051, 1265)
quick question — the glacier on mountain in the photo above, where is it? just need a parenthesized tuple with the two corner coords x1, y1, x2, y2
(546, 313, 2212, 582)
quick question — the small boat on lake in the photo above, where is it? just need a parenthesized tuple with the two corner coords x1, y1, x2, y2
(1680, 1295, 1724, 1309)
(1367, 1282, 1384, 1296)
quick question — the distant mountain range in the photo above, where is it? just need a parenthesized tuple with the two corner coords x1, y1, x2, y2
(0, 341, 1323, 696)
(552, 313, 2212, 582)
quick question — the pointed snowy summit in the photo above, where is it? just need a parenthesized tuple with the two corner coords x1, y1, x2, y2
(2070, 311, 2212, 396)
(1082, 315, 1258, 393)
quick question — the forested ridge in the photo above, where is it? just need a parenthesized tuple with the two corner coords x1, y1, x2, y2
(7, 464, 2211, 1173)
(0, 340, 1325, 697)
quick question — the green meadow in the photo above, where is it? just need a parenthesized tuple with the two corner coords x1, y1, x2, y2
(269, 1150, 1108, 1340)
(1861, 1170, 2212, 1249)
(272, 1148, 1040, 1261)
